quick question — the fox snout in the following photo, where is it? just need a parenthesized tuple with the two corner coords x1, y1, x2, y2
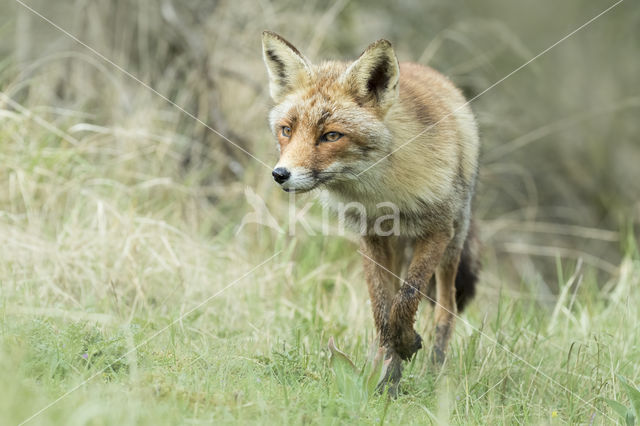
(272, 167, 290, 184)
(271, 164, 318, 192)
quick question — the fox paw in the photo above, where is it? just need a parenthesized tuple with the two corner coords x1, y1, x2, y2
(391, 329, 423, 361)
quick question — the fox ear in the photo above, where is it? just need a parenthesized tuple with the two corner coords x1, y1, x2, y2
(343, 39, 399, 111)
(262, 31, 312, 102)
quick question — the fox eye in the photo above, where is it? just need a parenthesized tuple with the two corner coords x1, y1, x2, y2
(281, 126, 292, 137)
(321, 131, 343, 142)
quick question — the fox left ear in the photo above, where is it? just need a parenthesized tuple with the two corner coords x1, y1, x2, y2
(262, 31, 312, 102)
(343, 39, 400, 112)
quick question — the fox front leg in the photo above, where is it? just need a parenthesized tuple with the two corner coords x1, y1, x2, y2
(360, 236, 404, 339)
(386, 233, 450, 360)
(360, 236, 404, 393)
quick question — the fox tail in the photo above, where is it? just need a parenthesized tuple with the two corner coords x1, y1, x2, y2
(454, 222, 480, 312)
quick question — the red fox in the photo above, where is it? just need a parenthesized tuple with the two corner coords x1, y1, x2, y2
(262, 31, 480, 393)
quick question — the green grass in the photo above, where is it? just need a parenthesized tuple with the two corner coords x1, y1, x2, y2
(1, 114, 639, 425)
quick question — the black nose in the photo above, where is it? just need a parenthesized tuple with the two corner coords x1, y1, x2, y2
(272, 167, 290, 184)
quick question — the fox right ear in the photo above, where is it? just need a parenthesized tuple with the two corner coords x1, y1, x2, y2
(262, 31, 312, 102)
(343, 39, 400, 112)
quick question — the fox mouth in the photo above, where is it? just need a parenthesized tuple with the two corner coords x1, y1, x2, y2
(276, 169, 353, 193)
(279, 172, 333, 193)
(281, 180, 322, 193)
(282, 187, 313, 193)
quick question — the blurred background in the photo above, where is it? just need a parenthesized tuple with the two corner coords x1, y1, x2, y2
(1, 0, 639, 311)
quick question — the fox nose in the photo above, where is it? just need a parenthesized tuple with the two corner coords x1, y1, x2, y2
(272, 167, 291, 184)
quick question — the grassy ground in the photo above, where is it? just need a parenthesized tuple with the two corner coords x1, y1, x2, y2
(1, 111, 639, 425)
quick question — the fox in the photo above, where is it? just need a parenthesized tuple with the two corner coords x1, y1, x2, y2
(261, 31, 480, 394)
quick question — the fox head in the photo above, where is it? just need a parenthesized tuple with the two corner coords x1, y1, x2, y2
(262, 31, 400, 192)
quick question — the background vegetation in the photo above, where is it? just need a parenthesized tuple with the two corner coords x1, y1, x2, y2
(1, 0, 639, 424)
